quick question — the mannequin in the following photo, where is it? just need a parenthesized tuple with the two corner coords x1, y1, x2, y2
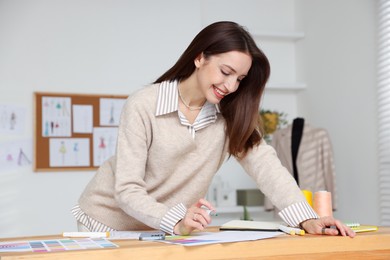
(264, 118, 337, 212)
(291, 117, 305, 185)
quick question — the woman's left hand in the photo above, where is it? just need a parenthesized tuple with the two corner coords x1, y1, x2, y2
(300, 216, 356, 238)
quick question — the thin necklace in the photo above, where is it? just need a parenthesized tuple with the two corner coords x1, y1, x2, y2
(178, 87, 204, 111)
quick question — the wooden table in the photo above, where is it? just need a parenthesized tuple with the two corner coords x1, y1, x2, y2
(1, 227, 390, 259)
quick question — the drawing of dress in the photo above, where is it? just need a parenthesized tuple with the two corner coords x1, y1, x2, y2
(73, 142, 79, 165)
(44, 121, 49, 136)
(18, 148, 31, 165)
(98, 137, 106, 164)
(59, 141, 67, 165)
(56, 102, 62, 116)
(10, 112, 16, 130)
(6, 153, 13, 162)
(109, 103, 115, 124)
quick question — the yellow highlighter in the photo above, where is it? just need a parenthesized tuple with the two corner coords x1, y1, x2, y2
(279, 225, 305, 236)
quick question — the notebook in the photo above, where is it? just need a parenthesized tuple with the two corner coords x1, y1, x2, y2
(219, 220, 282, 231)
(345, 222, 378, 233)
(351, 225, 378, 233)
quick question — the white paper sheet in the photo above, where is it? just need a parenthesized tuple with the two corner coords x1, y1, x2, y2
(72, 105, 93, 133)
(99, 98, 126, 126)
(0, 139, 32, 172)
(93, 127, 118, 166)
(0, 104, 26, 134)
(49, 138, 90, 167)
(41, 97, 72, 137)
(159, 231, 283, 246)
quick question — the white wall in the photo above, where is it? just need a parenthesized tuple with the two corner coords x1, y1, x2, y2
(0, 0, 379, 238)
(0, 0, 202, 237)
(295, 0, 378, 224)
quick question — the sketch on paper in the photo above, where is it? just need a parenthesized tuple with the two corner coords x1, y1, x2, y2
(0, 104, 26, 134)
(99, 98, 126, 126)
(0, 139, 32, 172)
(42, 97, 72, 137)
(72, 105, 93, 133)
(49, 138, 90, 167)
(93, 127, 118, 167)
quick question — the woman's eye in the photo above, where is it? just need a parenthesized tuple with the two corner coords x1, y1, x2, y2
(221, 70, 229, 76)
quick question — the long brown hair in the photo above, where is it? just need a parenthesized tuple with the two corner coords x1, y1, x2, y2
(154, 21, 270, 158)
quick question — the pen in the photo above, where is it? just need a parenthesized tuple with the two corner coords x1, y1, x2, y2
(278, 225, 295, 235)
(206, 209, 218, 216)
(62, 232, 109, 238)
(139, 231, 165, 241)
(292, 227, 305, 235)
(201, 205, 218, 216)
(278, 225, 305, 236)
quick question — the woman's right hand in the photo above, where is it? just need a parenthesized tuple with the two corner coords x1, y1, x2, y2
(173, 198, 215, 235)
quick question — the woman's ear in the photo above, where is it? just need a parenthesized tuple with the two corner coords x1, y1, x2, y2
(194, 53, 204, 68)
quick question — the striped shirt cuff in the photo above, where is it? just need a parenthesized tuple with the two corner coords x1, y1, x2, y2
(278, 201, 319, 227)
(160, 203, 187, 235)
(71, 205, 115, 232)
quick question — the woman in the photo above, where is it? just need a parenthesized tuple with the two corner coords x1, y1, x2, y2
(73, 21, 355, 237)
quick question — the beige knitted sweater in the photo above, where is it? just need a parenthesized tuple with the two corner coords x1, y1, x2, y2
(78, 83, 306, 231)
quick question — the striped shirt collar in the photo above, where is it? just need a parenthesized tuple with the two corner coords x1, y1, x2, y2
(155, 80, 220, 116)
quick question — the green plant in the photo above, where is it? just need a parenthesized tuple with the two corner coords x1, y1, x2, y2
(260, 109, 288, 143)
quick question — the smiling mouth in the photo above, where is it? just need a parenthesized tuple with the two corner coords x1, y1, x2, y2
(213, 86, 227, 99)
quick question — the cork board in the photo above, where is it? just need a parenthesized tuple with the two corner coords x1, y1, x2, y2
(33, 92, 128, 172)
